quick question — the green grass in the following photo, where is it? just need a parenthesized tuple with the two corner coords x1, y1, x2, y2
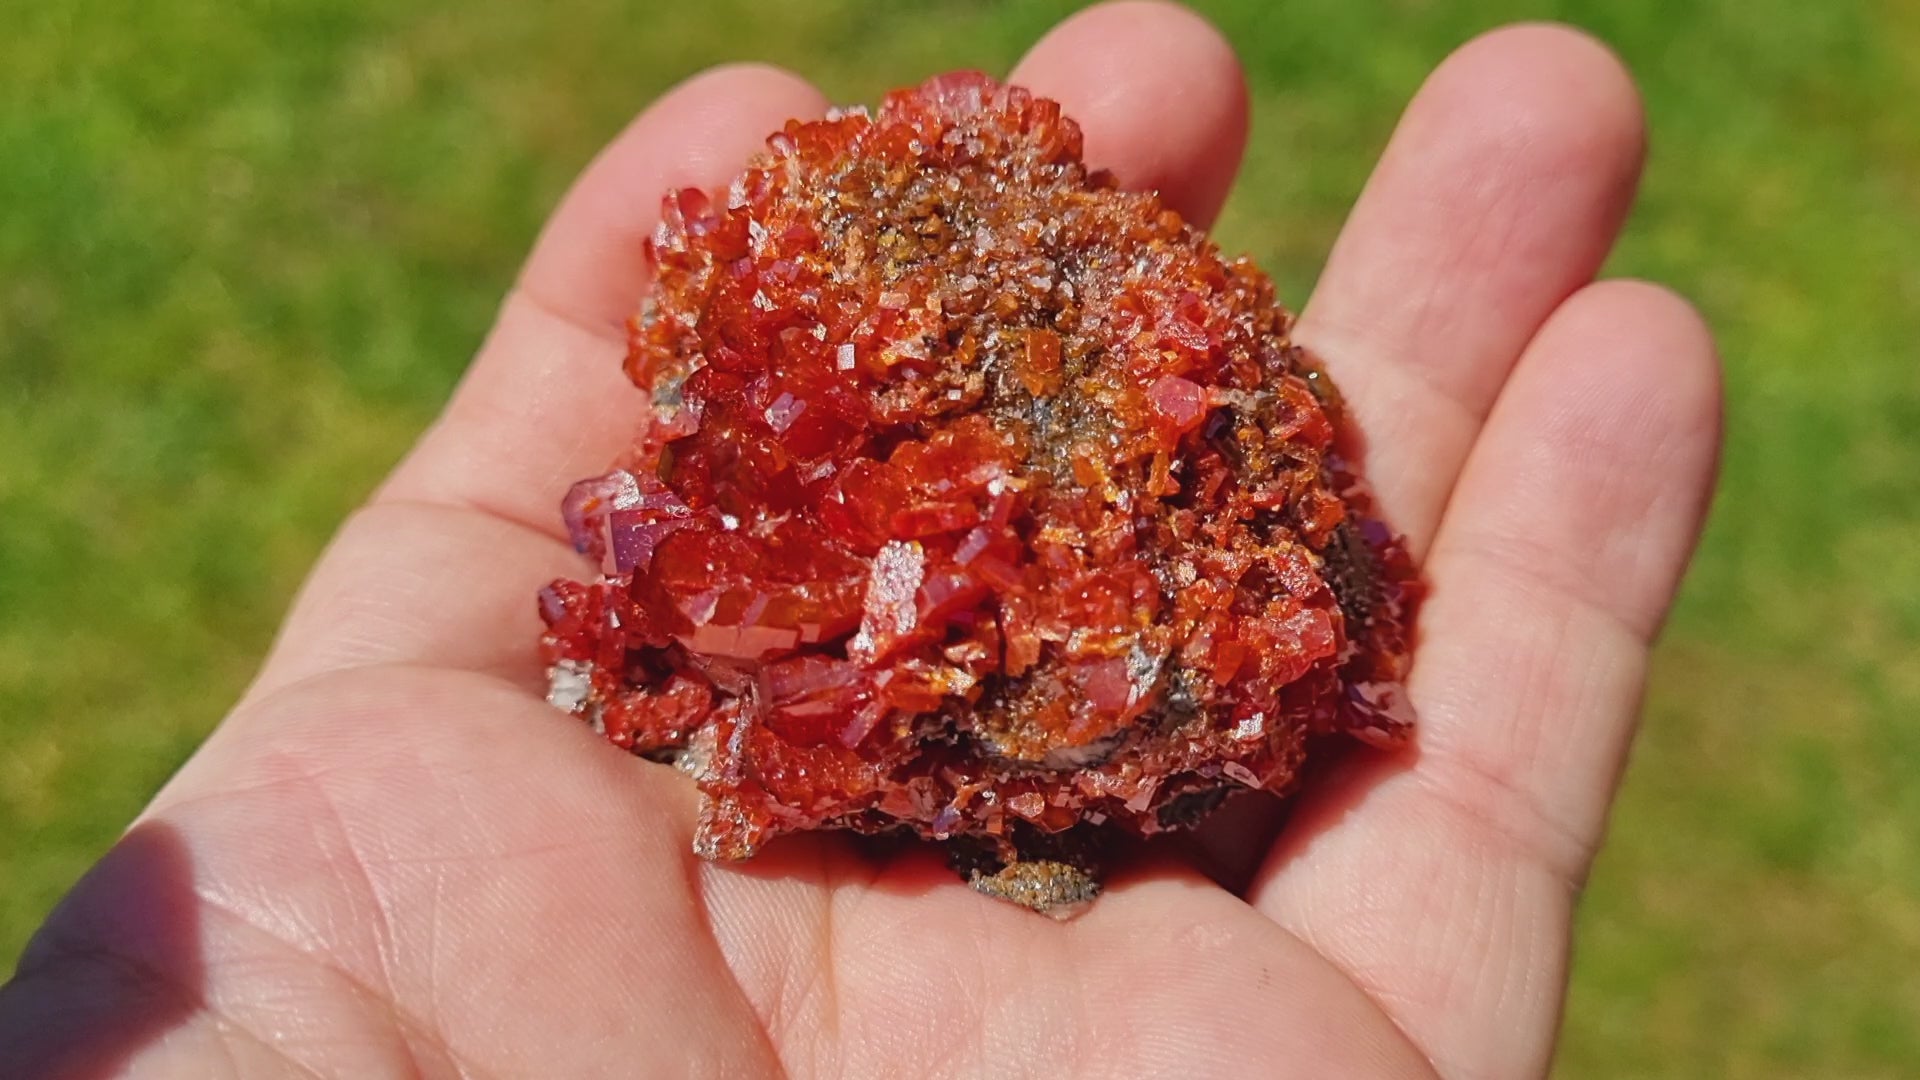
(3, 1, 1916, 1074)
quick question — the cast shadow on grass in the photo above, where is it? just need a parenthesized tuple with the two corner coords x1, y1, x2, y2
(0, 822, 204, 1078)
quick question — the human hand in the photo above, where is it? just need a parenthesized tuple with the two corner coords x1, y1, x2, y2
(0, 4, 1720, 1077)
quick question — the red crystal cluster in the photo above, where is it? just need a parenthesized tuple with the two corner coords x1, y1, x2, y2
(538, 72, 1415, 877)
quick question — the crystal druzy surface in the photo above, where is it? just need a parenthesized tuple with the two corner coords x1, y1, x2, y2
(538, 72, 1416, 888)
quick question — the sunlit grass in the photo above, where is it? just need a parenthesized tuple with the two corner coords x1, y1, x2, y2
(4, 2, 1916, 1073)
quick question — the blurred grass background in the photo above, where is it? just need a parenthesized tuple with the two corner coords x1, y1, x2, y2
(2, 0, 1915, 1074)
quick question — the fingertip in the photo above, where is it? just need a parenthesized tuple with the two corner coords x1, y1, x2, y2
(1418, 23, 1647, 202)
(1532, 278, 1723, 446)
(654, 61, 835, 169)
(520, 62, 830, 333)
(1011, 0, 1250, 226)
(1553, 277, 1719, 375)
(1564, 277, 1718, 368)
(1293, 22, 1656, 557)
(1452, 277, 1724, 640)
(1532, 278, 1725, 528)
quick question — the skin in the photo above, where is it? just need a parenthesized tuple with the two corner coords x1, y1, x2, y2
(0, 4, 1722, 1078)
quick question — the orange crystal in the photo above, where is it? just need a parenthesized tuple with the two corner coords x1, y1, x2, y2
(538, 71, 1416, 886)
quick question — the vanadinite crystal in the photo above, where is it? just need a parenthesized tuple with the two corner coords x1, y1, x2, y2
(538, 71, 1416, 911)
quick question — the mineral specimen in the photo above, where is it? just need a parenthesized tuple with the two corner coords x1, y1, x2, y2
(538, 71, 1416, 910)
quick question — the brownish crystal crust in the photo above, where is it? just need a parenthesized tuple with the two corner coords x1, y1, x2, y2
(538, 72, 1417, 903)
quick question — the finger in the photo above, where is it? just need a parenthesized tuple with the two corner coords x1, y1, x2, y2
(1179, 21, 1650, 893)
(1250, 281, 1722, 1079)
(1010, 0, 1249, 228)
(251, 66, 827, 698)
(1298, 23, 1647, 552)
(520, 64, 832, 338)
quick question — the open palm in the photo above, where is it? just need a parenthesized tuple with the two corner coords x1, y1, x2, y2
(1, 5, 1722, 1077)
